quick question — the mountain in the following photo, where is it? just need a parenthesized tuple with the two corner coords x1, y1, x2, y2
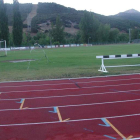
(111, 9, 140, 24)
(5, 3, 140, 35)
(118, 9, 140, 14)
(31, 3, 140, 34)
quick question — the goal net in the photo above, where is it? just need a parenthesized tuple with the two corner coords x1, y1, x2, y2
(0, 40, 7, 57)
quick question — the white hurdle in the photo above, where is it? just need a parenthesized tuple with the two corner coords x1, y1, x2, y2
(96, 54, 140, 73)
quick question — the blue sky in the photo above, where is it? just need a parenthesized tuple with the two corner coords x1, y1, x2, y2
(4, 0, 140, 16)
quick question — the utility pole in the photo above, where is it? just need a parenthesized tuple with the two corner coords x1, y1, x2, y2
(88, 37, 91, 45)
(129, 28, 132, 44)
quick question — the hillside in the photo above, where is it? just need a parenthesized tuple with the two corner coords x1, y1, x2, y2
(5, 3, 140, 35)
(6, 3, 33, 25)
(6, 3, 33, 33)
(31, 3, 140, 34)
(111, 9, 140, 24)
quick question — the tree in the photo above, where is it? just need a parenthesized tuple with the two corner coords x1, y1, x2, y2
(80, 11, 99, 43)
(131, 29, 140, 40)
(12, 0, 23, 46)
(0, 0, 9, 45)
(118, 33, 128, 42)
(97, 24, 110, 43)
(109, 29, 119, 43)
(51, 16, 64, 45)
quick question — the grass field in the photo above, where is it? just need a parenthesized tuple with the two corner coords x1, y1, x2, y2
(0, 44, 140, 82)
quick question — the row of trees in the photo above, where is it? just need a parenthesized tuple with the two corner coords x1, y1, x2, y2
(79, 11, 129, 44)
(42, 12, 129, 45)
(8, 13, 130, 47)
(0, 0, 22, 46)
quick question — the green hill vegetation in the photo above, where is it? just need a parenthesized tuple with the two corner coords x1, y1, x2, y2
(31, 3, 140, 33)
(111, 9, 140, 24)
(5, 3, 140, 33)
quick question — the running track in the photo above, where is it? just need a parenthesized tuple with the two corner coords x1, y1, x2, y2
(0, 74, 140, 140)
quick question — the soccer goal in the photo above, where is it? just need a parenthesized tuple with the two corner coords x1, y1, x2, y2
(0, 40, 7, 57)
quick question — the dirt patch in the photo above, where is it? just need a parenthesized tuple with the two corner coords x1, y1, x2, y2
(23, 4, 38, 25)
(2, 59, 36, 63)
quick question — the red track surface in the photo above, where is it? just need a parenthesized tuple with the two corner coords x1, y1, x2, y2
(0, 74, 140, 140)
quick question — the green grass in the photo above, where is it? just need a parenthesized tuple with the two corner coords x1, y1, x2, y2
(0, 44, 140, 82)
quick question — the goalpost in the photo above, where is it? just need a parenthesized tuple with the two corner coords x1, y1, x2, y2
(0, 40, 7, 56)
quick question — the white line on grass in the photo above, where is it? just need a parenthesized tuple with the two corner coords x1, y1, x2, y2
(0, 89, 140, 101)
(0, 113, 140, 127)
(1, 82, 140, 94)
(0, 98, 140, 112)
(1, 77, 140, 88)
(0, 73, 140, 84)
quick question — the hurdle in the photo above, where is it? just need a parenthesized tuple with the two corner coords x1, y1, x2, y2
(96, 54, 140, 73)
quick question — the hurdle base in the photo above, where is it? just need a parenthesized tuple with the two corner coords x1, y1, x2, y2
(98, 70, 108, 73)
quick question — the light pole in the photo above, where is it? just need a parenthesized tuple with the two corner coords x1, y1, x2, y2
(88, 37, 91, 45)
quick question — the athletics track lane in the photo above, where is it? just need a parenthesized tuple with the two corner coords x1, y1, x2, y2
(0, 89, 140, 109)
(0, 74, 140, 140)
(1, 76, 140, 92)
(0, 82, 140, 99)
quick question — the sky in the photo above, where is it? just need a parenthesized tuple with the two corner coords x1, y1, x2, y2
(4, 0, 140, 16)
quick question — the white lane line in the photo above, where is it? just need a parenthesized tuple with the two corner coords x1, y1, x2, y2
(1, 77, 140, 88)
(0, 87, 79, 93)
(0, 89, 140, 101)
(1, 82, 140, 94)
(0, 73, 140, 84)
(0, 113, 140, 127)
(0, 98, 140, 112)
(130, 138, 140, 140)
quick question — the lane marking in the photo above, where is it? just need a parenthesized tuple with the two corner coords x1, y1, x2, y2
(63, 118, 70, 122)
(105, 119, 133, 140)
(19, 99, 25, 109)
(22, 107, 29, 109)
(130, 138, 140, 140)
(16, 99, 24, 104)
(104, 135, 116, 139)
(49, 107, 57, 113)
(0, 98, 140, 112)
(16, 99, 27, 110)
(1, 89, 140, 101)
(127, 136, 133, 140)
(1, 82, 140, 94)
(83, 128, 94, 133)
(99, 118, 110, 127)
(1, 87, 78, 94)
(56, 107, 62, 122)
(56, 107, 70, 122)
(0, 113, 140, 127)
(1, 77, 140, 88)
